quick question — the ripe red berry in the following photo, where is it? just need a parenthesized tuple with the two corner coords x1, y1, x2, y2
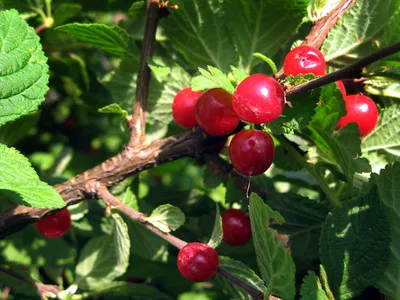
(177, 242, 219, 282)
(283, 45, 326, 77)
(232, 74, 285, 124)
(221, 209, 252, 246)
(336, 81, 346, 96)
(172, 87, 203, 128)
(35, 208, 71, 239)
(337, 95, 378, 137)
(229, 130, 274, 176)
(195, 88, 240, 136)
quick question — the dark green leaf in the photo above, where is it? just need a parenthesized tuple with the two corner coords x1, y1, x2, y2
(53, 3, 82, 26)
(0, 112, 39, 146)
(203, 165, 223, 189)
(319, 187, 391, 299)
(215, 256, 267, 300)
(249, 193, 296, 299)
(300, 271, 329, 300)
(56, 23, 131, 56)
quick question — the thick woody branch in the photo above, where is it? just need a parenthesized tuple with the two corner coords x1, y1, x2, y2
(275, 0, 355, 79)
(95, 185, 266, 300)
(0, 44, 398, 239)
(129, 1, 169, 146)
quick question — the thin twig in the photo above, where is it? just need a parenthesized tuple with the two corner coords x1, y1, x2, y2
(274, 0, 356, 79)
(35, 23, 48, 34)
(95, 185, 267, 300)
(128, 1, 170, 146)
(285, 43, 400, 98)
(0, 267, 60, 298)
(96, 184, 187, 249)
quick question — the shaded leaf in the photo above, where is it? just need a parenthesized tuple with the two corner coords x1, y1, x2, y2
(146, 204, 185, 233)
(300, 271, 329, 300)
(207, 205, 223, 249)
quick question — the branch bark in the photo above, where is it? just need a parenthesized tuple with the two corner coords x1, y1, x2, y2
(1, 43, 398, 239)
(128, 1, 169, 146)
(95, 185, 266, 300)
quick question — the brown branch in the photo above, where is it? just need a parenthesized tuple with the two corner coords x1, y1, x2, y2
(95, 185, 267, 300)
(275, 0, 355, 79)
(0, 267, 60, 298)
(1, 43, 398, 240)
(128, 1, 170, 146)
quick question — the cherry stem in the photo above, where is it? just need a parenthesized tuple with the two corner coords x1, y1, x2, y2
(128, 1, 170, 147)
(285, 43, 400, 98)
(35, 23, 47, 34)
(95, 184, 269, 300)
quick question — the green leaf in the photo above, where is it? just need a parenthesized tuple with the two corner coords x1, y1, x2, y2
(191, 66, 235, 94)
(300, 271, 329, 300)
(56, 23, 131, 56)
(68, 201, 88, 221)
(147, 58, 171, 81)
(202, 165, 223, 189)
(162, 1, 237, 72)
(0, 112, 39, 146)
(0, 144, 64, 208)
(248, 193, 296, 300)
(207, 205, 223, 249)
(223, 0, 307, 71)
(146, 204, 185, 233)
(266, 90, 320, 135)
(53, 3, 82, 26)
(321, 0, 400, 61)
(75, 212, 130, 290)
(230, 66, 248, 84)
(0, 9, 49, 126)
(319, 187, 391, 299)
(214, 256, 267, 300)
(372, 162, 400, 299)
(364, 75, 400, 99)
(98, 103, 128, 118)
(84, 281, 171, 299)
(362, 104, 400, 158)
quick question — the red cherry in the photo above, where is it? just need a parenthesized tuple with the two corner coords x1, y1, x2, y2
(177, 242, 219, 282)
(232, 74, 285, 124)
(35, 208, 71, 238)
(337, 95, 378, 137)
(229, 130, 274, 176)
(172, 87, 203, 128)
(336, 81, 346, 96)
(221, 209, 252, 246)
(195, 88, 240, 136)
(283, 45, 326, 77)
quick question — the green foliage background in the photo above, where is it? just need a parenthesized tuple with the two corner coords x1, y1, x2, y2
(0, 0, 399, 299)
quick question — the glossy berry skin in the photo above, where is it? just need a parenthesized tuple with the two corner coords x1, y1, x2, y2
(338, 95, 378, 137)
(283, 45, 326, 77)
(229, 130, 274, 176)
(232, 74, 285, 124)
(35, 209, 71, 238)
(195, 88, 239, 136)
(172, 87, 203, 128)
(221, 209, 252, 246)
(177, 242, 219, 282)
(336, 81, 346, 96)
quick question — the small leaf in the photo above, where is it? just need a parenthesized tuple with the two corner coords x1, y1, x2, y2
(147, 58, 171, 81)
(207, 205, 223, 249)
(98, 103, 128, 118)
(364, 75, 400, 99)
(319, 187, 391, 299)
(215, 256, 267, 300)
(253, 53, 278, 74)
(307, 0, 341, 21)
(75, 212, 130, 290)
(0, 9, 50, 126)
(0, 144, 65, 208)
(300, 271, 329, 300)
(372, 162, 400, 299)
(362, 104, 400, 158)
(249, 193, 296, 300)
(191, 66, 235, 94)
(56, 23, 131, 56)
(230, 66, 248, 84)
(53, 3, 82, 26)
(68, 201, 88, 221)
(146, 204, 185, 233)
